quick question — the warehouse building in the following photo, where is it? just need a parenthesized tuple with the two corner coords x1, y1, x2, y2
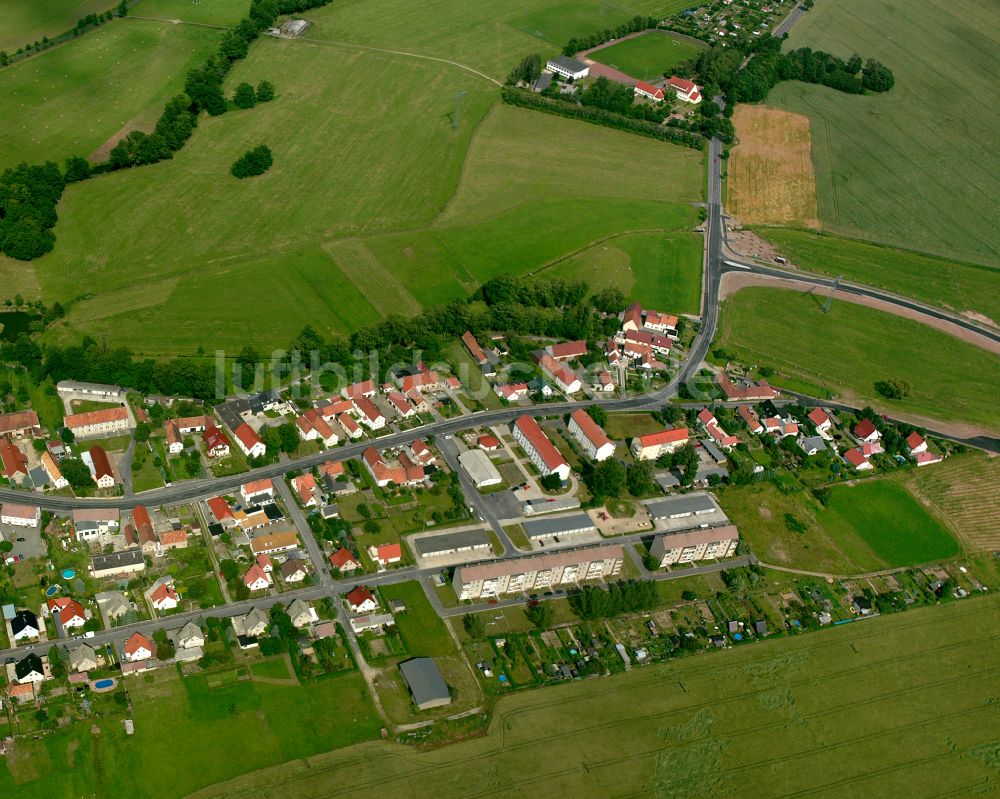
(458, 449, 502, 488)
(399, 657, 451, 710)
(644, 493, 718, 520)
(523, 513, 596, 545)
(412, 529, 492, 559)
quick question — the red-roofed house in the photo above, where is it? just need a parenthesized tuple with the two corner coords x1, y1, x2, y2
(207, 496, 233, 525)
(387, 391, 414, 418)
(369, 543, 402, 568)
(622, 301, 643, 332)
(198, 425, 229, 457)
(622, 329, 669, 354)
(234, 423, 266, 458)
(643, 311, 679, 338)
(462, 330, 488, 365)
(547, 340, 587, 361)
(853, 419, 881, 444)
(906, 432, 927, 454)
(131, 505, 156, 550)
(399, 371, 441, 393)
(346, 586, 378, 613)
(292, 473, 319, 507)
(159, 529, 188, 550)
(362, 448, 425, 487)
(256, 553, 272, 572)
(88, 445, 116, 489)
(666, 75, 702, 103)
(861, 441, 883, 458)
(296, 409, 340, 447)
(48, 597, 87, 628)
(495, 383, 529, 402)
(338, 412, 362, 439)
(342, 380, 376, 401)
(631, 428, 689, 460)
(0, 437, 28, 482)
(0, 502, 40, 527)
(808, 408, 832, 433)
(568, 409, 615, 461)
(124, 632, 154, 662)
(318, 399, 354, 419)
(243, 563, 271, 592)
(241, 479, 273, 505)
(738, 405, 764, 434)
(915, 451, 943, 467)
(538, 353, 582, 394)
(329, 547, 361, 572)
(320, 460, 345, 480)
(843, 448, 873, 471)
(353, 396, 386, 430)
(478, 435, 500, 451)
(149, 581, 178, 611)
(165, 420, 183, 454)
(64, 405, 130, 437)
(634, 80, 665, 102)
(590, 367, 615, 393)
(512, 416, 570, 480)
(0, 410, 41, 439)
(716, 373, 778, 402)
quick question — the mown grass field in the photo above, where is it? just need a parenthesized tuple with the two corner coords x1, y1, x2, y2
(770, 0, 1000, 267)
(588, 30, 703, 80)
(759, 228, 1000, 327)
(0, 19, 222, 170)
(729, 106, 818, 227)
(134, 0, 251, 26)
(819, 480, 960, 568)
(0, 667, 381, 799)
(0, 0, 116, 52)
(898, 452, 1000, 553)
(716, 287, 1000, 432)
(189, 596, 1000, 799)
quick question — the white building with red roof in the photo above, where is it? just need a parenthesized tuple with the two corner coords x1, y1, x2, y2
(149, 580, 179, 611)
(240, 478, 273, 505)
(843, 448, 874, 471)
(511, 416, 570, 480)
(807, 408, 832, 434)
(737, 405, 763, 434)
(329, 547, 361, 572)
(387, 391, 414, 418)
(643, 311, 679, 339)
(568, 409, 615, 462)
(0, 502, 40, 527)
(342, 380, 376, 401)
(538, 353, 582, 394)
(353, 396, 386, 430)
(495, 383, 529, 402)
(408, 439, 435, 465)
(47, 597, 87, 628)
(853, 419, 882, 444)
(63, 405, 130, 438)
(338, 412, 362, 439)
(906, 432, 927, 454)
(296, 409, 339, 447)
(624, 329, 673, 357)
(716, 373, 778, 402)
(622, 301, 643, 332)
(546, 340, 587, 361)
(203, 425, 231, 458)
(915, 451, 943, 467)
(634, 80, 665, 102)
(292, 473, 319, 507)
(124, 632, 154, 662)
(206, 496, 234, 525)
(346, 586, 378, 613)
(665, 75, 702, 103)
(631, 428, 689, 460)
(243, 563, 271, 592)
(363, 447, 425, 488)
(368, 543, 402, 568)
(234, 423, 265, 458)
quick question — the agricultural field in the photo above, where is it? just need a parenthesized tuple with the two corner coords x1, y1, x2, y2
(758, 228, 1000, 328)
(898, 452, 1000, 553)
(728, 106, 818, 227)
(769, 0, 1000, 268)
(0, 19, 223, 169)
(0, 0, 116, 53)
(0, 666, 381, 799)
(133, 0, 251, 27)
(588, 30, 703, 81)
(716, 287, 1000, 432)
(188, 596, 1000, 799)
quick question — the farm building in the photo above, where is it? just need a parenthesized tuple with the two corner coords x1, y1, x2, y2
(399, 657, 451, 710)
(458, 449, 502, 488)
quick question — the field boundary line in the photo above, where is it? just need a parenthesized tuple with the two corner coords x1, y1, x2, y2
(527, 227, 675, 275)
(301, 35, 502, 86)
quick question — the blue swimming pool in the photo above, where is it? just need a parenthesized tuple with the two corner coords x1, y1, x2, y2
(94, 679, 115, 689)
(45, 585, 61, 597)
(62, 569, 76, 580)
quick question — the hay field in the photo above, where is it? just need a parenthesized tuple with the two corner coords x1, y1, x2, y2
(728, 106, 819, 227)
(188, 596, 1000, 799)
(0, 19, 222, 170)
(0, 0, 115, 52)
(899, 452, 1000, 552)
(770, 0, 1000, 267)
(715, 287, 1000, 432)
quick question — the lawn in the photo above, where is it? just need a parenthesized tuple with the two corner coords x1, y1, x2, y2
(0, 667, 381, 799)
(131, 444, 165, 493)
(604, 412, 666, 441)
(819, 480, 960, 568)
(0, 0, 120, 52)
(250, 657, 292, 681)
(507, 0, 694, 49)
(0, 18, 223, 170)
(188, 596, 1000, 799)
(769, 0, 1000, 268)
(132, 0, 250, 26)
(448, 341, 501, 410)
(759, 228, 1000, 327)
(716, 287, 1000, 432)
(378, 580, 456, 657)
(588, 30, 703, 81)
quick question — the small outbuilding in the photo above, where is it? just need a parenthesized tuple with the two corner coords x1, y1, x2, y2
(399, 657, 451, 710)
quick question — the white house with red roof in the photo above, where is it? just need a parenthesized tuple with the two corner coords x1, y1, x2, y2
(665, 75, 702, 103)
(478, 435, 500, 451)
(329, 547, 361, 572)
(698, 408, 739, 450)
(843, 448, 874, 472)
(807, 408, 832, 434)
(338, 412, 362, 439)
(853, 419, 881, 444)
(906, 432, 927, 454)
(915, 451, 943, 467)
(124, 632, 154, 662)
(538, 353, 582, 394)
(387, 391, 414, 418)
(149, 579, 179, 611)
(47, 597, 87, 629)
(495, 383, 529, 402)
(234, 423, 265, 458)
(622, 301, 643, 332)
(409, 439, 435, 465)
(206, 496, 234, 526)
(512, 415, 571, 480)
(292, 473, 320, 507)
(568, 409, 615, 462)
(631, 428, 689, 460)
(634, 80, 665, 102)
(738, 405, 764, 435)
(296, 409, 340, 447)
(241, 478, 273, 505)
(353, 396, 386, 430)
(243, 563, 271, 592)
(643, 311, 679, 339)
(346, 586, 378, 613)
(546, 340, 587, 361)
(203, 425, 231, 458)
(342, 380, 376, 401)
(362, 447, 425, 488)
(0, 502, 40, 527)
(369, 543, 402, 568)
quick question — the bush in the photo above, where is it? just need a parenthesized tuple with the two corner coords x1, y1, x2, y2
(230, 144, 273, 178)
(256, 79, 275, 102)
(233, 82, 256, 108)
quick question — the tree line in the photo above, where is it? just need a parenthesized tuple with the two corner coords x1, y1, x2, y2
(1, 0, 325, 260)
(0, 1, 128, 68)
(501, 86, 705, 151)
(569, 580, 660, 620)
(562, 15, 661, 57)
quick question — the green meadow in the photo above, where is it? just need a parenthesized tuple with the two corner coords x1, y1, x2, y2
(589, 30, 703, 80)
(771, 0, 1000, 267)
(0, 0, 117, 52)
(716, 287, 1000, 432)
